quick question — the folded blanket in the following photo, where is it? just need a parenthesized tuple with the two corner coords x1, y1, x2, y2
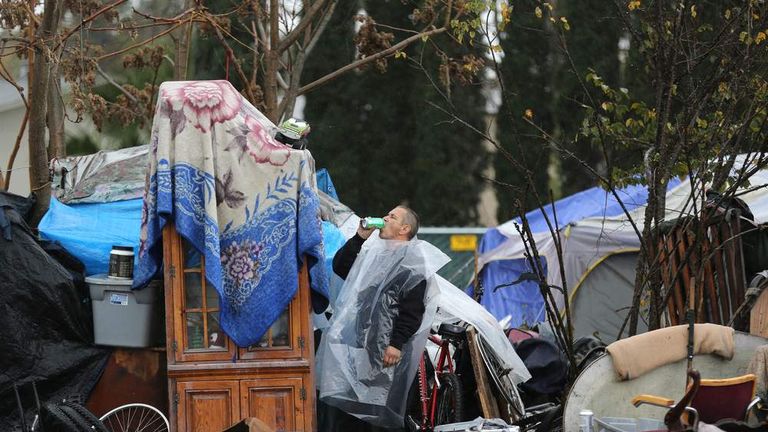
(606, 324, 734, 380)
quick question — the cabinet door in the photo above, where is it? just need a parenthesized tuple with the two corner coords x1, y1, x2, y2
(165, 227, 237, 363)
(177, 381, 240, 432)
(240, 377, 306, 431)
(238, 263, 311, 361)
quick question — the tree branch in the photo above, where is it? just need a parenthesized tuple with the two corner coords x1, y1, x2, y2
(97, 21, 186, 61)
(95, 63, 138, 103)
(299, 26, 447, 96)
(203, 14, 257, 104)
(3, 105, 29, 191)
(277, 0, 330, 52)
(55, 0, 128, 51)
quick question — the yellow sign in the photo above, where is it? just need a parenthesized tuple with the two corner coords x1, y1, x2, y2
(450, 235, 477, 252)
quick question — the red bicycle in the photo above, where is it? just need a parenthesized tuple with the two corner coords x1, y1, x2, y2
(405, 323, 466, 431)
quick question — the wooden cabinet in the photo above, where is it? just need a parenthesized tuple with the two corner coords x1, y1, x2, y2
(163, 224, 316, 432)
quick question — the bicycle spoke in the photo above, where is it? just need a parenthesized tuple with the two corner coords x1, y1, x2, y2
(101, 403, 169, 432)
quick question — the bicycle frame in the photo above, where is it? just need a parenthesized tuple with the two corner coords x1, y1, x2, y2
(416, 334, 456, 431)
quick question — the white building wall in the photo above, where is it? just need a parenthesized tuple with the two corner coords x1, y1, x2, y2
(0, 104, 30, 196)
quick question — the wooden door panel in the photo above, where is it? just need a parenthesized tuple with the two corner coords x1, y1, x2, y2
(177, 381, 240, 432)
(238, 263, 310, 362)
(240, 377, 304, 431)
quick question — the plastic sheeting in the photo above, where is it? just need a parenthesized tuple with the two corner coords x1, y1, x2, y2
(50, 145, 149, 204)
(38, 197, 142, 276)
(0, 192, 110, 429)
(433, 276, 531, 384)
(317, 235, 449, 428)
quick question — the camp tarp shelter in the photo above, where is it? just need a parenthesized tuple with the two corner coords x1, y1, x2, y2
(0, 192, 110, 429)
(478, 155, 768, 341)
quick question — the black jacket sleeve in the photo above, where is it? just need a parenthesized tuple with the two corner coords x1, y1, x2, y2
(389, 279, 427, 350)
(332, 233, 366, 280)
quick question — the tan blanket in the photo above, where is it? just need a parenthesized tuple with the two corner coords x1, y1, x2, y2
(606, 324, 735, 380)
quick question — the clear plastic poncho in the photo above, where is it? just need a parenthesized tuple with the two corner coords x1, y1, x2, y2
(316, 235, 449, 428)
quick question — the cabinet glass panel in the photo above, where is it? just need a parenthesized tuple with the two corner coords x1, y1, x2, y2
(182, 237, 201, 269)
(250, 308, 290, 350)
(206, 284, 219, 308)
(207, 313, 226, 350)
(184, 272, 203, 309)
(186, 312, 205, 350)
(180, 237, 226, 352)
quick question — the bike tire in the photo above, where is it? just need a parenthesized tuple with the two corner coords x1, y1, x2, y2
(434, 373, 464, 426)
(62, 402, 110, 432)
(99, 403, 170, 432)
(42, 403, 81, 432)
(59, 404, 101, 432)
(477, 338, 525, 420)
(404, 351, 431, 431)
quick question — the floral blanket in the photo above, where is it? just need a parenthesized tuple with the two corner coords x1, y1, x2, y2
(134, 80, 328, 347)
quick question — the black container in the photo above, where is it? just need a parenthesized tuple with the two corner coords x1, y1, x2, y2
(108, 246, 134, 279)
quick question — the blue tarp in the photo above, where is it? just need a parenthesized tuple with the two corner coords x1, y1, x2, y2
(474, 180, 680, 328)
(39, 197, 142, 276)
(39, 172, 346, 283)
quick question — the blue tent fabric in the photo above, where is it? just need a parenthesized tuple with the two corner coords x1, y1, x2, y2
(39, 197, 143, 276)
(476, 258, 549, 328)
(474, 180, 681, 327)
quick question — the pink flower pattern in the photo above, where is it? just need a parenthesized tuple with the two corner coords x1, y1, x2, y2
(162, 81, 242, 132)
(244, 115, 290, 166)
(221, 240, 264, 286)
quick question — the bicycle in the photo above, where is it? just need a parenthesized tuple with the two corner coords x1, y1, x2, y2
(13, 380, 169, 432)
(405, 322, 467, 431)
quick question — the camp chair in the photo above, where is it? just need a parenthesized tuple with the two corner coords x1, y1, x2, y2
(632, 372, 760, 427)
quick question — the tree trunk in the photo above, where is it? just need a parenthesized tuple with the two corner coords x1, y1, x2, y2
(174, 0, 195, 80)
(264, 0, 280, 122)
(27, 0, 62, 227)
(47, 64, 65, 160)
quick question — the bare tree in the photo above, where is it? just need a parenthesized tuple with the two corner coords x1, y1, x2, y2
(0, 0, 479, 224)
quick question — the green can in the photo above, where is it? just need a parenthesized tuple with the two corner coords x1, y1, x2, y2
(361, 217, 385, 229)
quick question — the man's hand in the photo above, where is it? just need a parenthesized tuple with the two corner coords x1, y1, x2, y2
(357, 220, 375, 239)
(383, 346, 401, 367)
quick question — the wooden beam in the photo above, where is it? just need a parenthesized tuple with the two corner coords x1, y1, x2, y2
(466, 326, 500, 419)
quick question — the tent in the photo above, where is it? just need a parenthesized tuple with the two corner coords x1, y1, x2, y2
(474, 182, 658, 332)
(477, 155, 768, 341)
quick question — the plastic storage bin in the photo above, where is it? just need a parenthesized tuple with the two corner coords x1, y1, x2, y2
(86, 274, 161, 347)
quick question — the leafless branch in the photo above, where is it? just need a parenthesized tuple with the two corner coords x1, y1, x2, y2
(95, 63, 138, 103)
(55, 0, 129, 51)
(278, 0, 329, 52)
(299, 26, 448, 96)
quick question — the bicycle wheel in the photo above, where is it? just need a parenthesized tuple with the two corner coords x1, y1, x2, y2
(434, 373, 464, 426)
(42, 403, 80, 432)
(477, 337, 525, 420)
(99, 403, 170, 432)
(59, 403, 109, 432)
